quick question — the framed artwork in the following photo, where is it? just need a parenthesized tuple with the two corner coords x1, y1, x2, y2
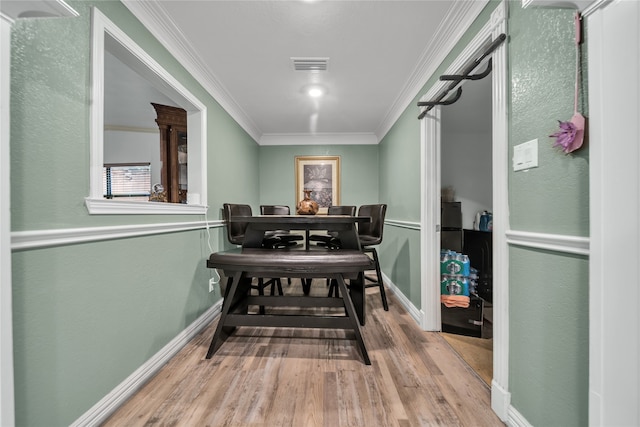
(295, 155, 340, 214)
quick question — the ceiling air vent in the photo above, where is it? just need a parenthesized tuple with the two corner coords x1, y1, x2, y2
(291, 57, 329, 72)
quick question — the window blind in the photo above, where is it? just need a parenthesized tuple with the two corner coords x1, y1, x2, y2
(103, 163, 151, 201)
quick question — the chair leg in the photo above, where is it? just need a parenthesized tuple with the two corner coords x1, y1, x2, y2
(269, 278, 283, 296)
(327, 278, 338, 297)
(302, 278, 312, 295)
(366, 248, 389, 311)
(257, 278, 266, 315)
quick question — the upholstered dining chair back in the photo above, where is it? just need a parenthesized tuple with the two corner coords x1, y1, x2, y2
(260, 205, 291, 215)
(259, 205, 303, 249)
(223, 203, 252, 245)
(327, 205, 356, 216)
(222, 203, 284, 304)
(357, 204, 387, 246)
(309, 205, 356, 245)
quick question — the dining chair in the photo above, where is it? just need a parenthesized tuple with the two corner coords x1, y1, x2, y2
(308, 205, 357, 249)
(223, 203, 283, 300)
(307, 205, 357, 293)
(358, 204, 389, 310)
(259, 205, 304, 248)
(259, 205, 304, 288)
(329, 204, 389, 310)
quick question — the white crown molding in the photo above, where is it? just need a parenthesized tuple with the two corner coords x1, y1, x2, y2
(122, 0, 262, 143)
(11, 220, 225, 251)
(123, 0, 489, 146)
(506, 229, 590, 256)
(259, 132, 377, 146)
(375, 0, 489, 141)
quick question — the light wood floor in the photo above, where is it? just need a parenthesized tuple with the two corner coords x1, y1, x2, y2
(441, 333, 493, 386)
(102, 280, 504, 427)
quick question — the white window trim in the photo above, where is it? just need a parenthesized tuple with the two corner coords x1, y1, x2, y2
(87, 7, 207, 215)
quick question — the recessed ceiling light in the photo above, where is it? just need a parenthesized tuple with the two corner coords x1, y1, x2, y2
(308, 86, 325, 98)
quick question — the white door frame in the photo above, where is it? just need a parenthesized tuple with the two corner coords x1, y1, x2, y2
(587, 0, 640, 425)
(419, 2, 511, 420)
(0, 12, 15, 427)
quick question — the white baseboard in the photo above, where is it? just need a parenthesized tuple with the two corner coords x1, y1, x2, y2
(71, 300, 222, 427)
(491, 380, 533, 427)
(491, 379, 511, 421)
(507, 405, 534, 427)
(382, 272, 422, 325)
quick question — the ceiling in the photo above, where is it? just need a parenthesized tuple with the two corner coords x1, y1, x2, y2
(118, 0, 490, 145)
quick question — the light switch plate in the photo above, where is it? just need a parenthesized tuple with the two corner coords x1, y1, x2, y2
(513, 139, 539, 171)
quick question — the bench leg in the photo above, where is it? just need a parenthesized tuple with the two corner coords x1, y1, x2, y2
(350, 273, 366, 326)
(206, 271, 245, 359)
(334, 274, 371, 365)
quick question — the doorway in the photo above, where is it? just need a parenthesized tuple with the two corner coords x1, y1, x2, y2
(439, 76, 493, 385)
(419, 1, 510, 420)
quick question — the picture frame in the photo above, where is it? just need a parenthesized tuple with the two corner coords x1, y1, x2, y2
(295, 155, 340, 215)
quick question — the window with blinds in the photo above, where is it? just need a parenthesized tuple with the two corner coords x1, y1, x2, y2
(103, 163, 151, 201)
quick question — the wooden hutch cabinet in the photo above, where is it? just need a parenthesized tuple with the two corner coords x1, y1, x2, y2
(151, 103, 188, 203)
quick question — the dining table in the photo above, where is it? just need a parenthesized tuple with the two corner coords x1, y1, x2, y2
(239, 214, 368, 250)
(205, 214, 374, 364)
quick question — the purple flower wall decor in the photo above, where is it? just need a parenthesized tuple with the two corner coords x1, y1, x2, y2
(550, 12, 587, 155)
(549, 120, 577, 153)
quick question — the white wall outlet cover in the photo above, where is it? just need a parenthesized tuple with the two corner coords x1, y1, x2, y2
(513, 139, 539, 171)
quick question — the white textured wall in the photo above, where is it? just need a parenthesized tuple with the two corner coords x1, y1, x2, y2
(104, 129, 161, 188)
(440, 128, 492, 229)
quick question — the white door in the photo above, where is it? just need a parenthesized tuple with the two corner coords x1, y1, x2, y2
(588, 0, 640, 425)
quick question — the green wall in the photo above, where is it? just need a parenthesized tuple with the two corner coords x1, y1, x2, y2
(377, 1, 589, 425)
(258, 145, 379, 210)
(9, 1, 258, 425)
(509, 247, 589, 426)
(508, 5, 589, 236)
(507, 4, 589, 425)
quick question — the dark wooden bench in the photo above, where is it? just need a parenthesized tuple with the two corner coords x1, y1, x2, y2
(206, 247, 375, 364)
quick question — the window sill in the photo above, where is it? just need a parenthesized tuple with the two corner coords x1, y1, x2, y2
(85, 198, 208, 215)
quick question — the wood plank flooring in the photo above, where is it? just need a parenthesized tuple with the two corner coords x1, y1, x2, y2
(441, 333, 493, 386)
(102, 280, 504, 427)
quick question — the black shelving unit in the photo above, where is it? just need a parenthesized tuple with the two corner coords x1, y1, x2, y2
(441, 227, 493, 339)
(441, 202, 462, 252)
